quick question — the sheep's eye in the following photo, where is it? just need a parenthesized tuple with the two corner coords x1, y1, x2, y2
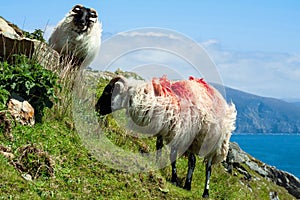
(129, 95, 134, 107)
(114, 84, 121, 93)
(113, 82, 125, 94)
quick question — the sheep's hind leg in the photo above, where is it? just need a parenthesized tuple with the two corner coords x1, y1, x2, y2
(202, 158, 212, 198)
(170, 145, 179, 186)
(183, 152, 196, 190)
(156, 135, 163, 163)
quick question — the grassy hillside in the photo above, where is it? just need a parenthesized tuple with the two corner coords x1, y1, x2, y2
(0, 117, 295, 199)
(0, 23, 296, 198)
(0, 70, 296, 199)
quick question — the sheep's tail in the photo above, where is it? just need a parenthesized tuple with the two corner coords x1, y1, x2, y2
(225, 102, 237, 134)
(220, 102, 237, 162)
(209, 102, 237, 164)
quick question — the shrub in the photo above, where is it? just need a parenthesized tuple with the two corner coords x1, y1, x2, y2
(0, 87, 10, 110)
(0, 55, 61, 122)
(23, 29, 46, 43)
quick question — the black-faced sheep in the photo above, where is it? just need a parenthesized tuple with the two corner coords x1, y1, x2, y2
(96, 75, 236, 198)
(48, 4, 102, 68)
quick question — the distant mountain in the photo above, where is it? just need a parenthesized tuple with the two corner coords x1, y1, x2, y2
(225, 87, 300, 133)
(293, 102, 300, 107)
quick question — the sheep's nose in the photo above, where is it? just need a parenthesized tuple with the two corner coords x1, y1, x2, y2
(75, 10, 88, 26)
(79, 16, 86, 25)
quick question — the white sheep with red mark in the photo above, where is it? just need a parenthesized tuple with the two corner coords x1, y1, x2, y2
(96, 75, 236, 198)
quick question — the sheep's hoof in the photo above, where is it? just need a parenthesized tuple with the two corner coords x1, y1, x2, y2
(202, 189, 209, 198)
(170, 178, 179, 186)
(183, 183, 191, 191)
(171, 180, 178, 186)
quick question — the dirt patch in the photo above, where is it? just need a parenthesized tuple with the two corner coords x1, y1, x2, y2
(0, 145, 14, 159)
(0, 111, 13, 141)
(12, 144, 55, 179)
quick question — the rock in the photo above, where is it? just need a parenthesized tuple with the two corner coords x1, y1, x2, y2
(225, 142, 300, 199)
(226, 142, 250, 163)
(0, 145, 14, 160)
(0, 17, 60, 71)
(267, 166, 300, 199)
(21, 173, 32, 181)
(269, 191, 280, 200)
(0, 17, 20, 39)
(246, 160, 268, 177)
(7, 98, 35, 126)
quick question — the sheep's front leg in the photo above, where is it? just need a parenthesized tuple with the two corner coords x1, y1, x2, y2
(202, 158, 212, 198)
(183, 152, 196, 190)
(156, 135, 163, 163)
(170, 145, 178, 185)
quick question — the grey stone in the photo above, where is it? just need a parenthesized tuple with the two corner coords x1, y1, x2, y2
(225, 142, 300, 199)
(0, 17, 60, 71)
(7, 98, 35, 126)
(0, 17, 20, 39)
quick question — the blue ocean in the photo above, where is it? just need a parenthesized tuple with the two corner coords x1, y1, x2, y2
(230, 134, 300, 179)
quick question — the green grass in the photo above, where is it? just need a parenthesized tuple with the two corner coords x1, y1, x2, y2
(0, 114, 295, 199)
(0, 72, 296, 200)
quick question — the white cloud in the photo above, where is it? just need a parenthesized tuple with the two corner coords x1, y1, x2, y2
(92, 29, 300, 99)
(117, 31, 181, 40)
(201, 39, 220, 48)
(92, 28, 224, 89)
(203, 40, 300, 98)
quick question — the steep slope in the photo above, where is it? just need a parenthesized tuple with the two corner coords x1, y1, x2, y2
(0, 69, 297, 199)
(0, 16, 298, 199)
(0, 112, 296, 199)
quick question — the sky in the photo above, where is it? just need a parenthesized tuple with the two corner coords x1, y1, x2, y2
(2, 1, 300, 100)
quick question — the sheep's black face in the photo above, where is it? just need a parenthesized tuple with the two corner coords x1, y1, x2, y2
(96, 76, 127, 116)
(71, 4, 98, 33)
(95, 84, 113, 115)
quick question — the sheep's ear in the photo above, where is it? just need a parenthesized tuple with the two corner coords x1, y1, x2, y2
(109, 76, 126, 85)
(114, 82, 125, 94)
(109, 76, 122, 86)
(111, 76, 128, 94)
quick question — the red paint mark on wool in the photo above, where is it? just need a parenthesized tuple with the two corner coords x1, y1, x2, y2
(171, 81, 193, 100)
(152, 75, 224, 115)
(152, 75, 194, 100)
(152, 75, 214, 97)
(152, 76, 180, 107)
(189, 76, 214, 95)
(152, 76, 172, 97)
